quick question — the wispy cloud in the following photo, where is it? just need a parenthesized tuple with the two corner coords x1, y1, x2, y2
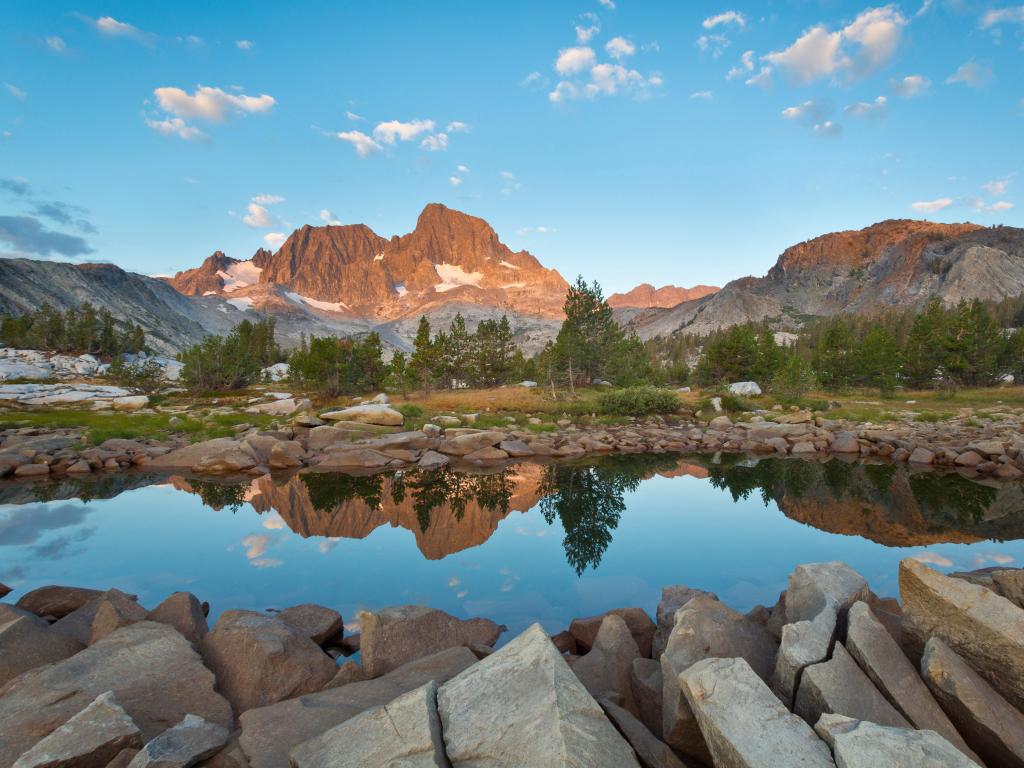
(781, 99, 842, 137)
(319, 209, 342, 225)
(236, 39, 254, 50)
(946, 61, 992, 88)
(890, 74, 930, 97)
(154, 85, 276, 121)
(372, 119, 435, 144)
(0, 215, 94, 258)
(145, 116, 207, 141)
(844, 95, 887, 120)
(703, 11, 746, 29)
(335, 130, 382, 156)
(911, 197, 953, 213)
(3, 83, 26, 101)
(89, 15, 154, 45)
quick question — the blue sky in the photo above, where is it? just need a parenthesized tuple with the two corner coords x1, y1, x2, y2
(1, 1, 1021, 291)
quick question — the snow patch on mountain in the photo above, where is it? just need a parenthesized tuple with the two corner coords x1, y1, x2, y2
(434, 263, 483, 292)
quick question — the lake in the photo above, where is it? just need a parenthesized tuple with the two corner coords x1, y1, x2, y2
(2, 454, 1023, 639)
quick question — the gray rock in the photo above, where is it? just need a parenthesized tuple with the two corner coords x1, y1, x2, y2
(599, 699, 691, 768)
(786, 561, 869, 624)
(289, 682, 447, 768)
(679, 657, 835, 768)
(358, 605, 504, 678)
(438, 430, 507, 456)
(0, 622, 232, 768)
(631, 658, 664, 738)
(416, 450, 449, 470)
(145, 439, 255, 472)
(0, 616, 83, 687)
(771, 605, 837, 709)
(909, 446, 936, 464)
(795, 642, 909, 729)
(653, 585, 718, 659)
(11, 691, 141, 768)
(570, 606, 655, 657)
(900, 557, 1024, 709)
(814, 714, 981, 768)
(845, 602, 976, 761)
(993, 568, 1024, 609)
(200, 610, 337, 714)
(570, 614, 641, 714)
(147, 593, 208, 646)
(320, 404, 403, 426)
(275, 604, 343, 646)
(921, 636, 1024, 768)
(437, 623, 639, 767)
(15, 586, 103, 619)
(238, 647, 476, 768)
(127, 715, 229, 768)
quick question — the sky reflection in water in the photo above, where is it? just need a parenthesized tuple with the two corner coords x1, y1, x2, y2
(2, 455, 1023, 638)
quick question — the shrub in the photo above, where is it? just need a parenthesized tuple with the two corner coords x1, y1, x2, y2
(771, 354, 817, 405)
(596, 386, 680, 416)
(394, 403, 423, 418)
(698, 393, 756, 413)
(105, 357, 165, 393)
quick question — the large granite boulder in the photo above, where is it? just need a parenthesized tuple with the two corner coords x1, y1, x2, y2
(145, 439, 255, 473)
(794, 642, 909, 729)
(11, 691, 141, 768)
(289, 682, 448, 768)
(275, 604, 343, 646)
(438, 431, 507, 456)
(0, 616, 83, 687)
(358, 605, 504, 678)
(652, 586, 717, 659)
(771, 605, 837, 709)
(921, 636, 1024, 768)
(320, 405, 404, 426)
(785, 562, 869, 625)
(147, 593, 208, 646)
(631, 658, 664, 738)
(678, 657, 835, 767)
(437, 623, 639, 767)
(814, 714, 981, 768)
(200, 611, 337, 714)
(126, 715, 229, 768)
(570, 614, 641, 714)
(900, 557, 1024, 710)
(89, 593, 148, 645)
(845, 602, 975, 761)
(599, 699, 690, 768)
(238, 647, 476, 768)
(16, 586, 103, 619)
(50, 589, 140, 646)
(0, 622, 232, 768)
(570, 607, 655, 657)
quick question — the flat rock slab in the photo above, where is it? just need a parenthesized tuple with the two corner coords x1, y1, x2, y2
(320, 405, 404, 427)
(795, 642, 909, 729)
(0, 621, 232, 768)
(201, 610, 337, 714)
(845, 602, 975, 761)
(238, 646, 477, 768)
(358, 605, 504, 678)
(679, 657, 835, 768)
(290, 682, 447, 768)
(0, 616, 83, 687)
(900, 557, 1024, 711)
(437, 623, 639, 767)
(12, 691, 141, 768)
(921, 636, 1024, 768)
(814, 714, 981, 768)
(127, 715, 229, 768)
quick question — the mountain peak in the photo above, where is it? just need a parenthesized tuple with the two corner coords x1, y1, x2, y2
(608, 283, 720, 309)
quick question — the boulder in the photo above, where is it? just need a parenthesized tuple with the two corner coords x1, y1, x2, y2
(0, 616, 83, 687)
(845, 602, 975, 760)
(679, 657, 835, 768)
(416, 450, 449, 470)
(909, 447, 935, 465)
(276, 604, 343, 646)
(786, 561, 869, 625)
(921, 636, 1024, 768)
(830, 432, 860, 453)
(728, 381, 762, 396)
(771, 605, 837, 709)
(147, 593, 208, 646)
(305, 426, 353, 452)
(112, 396, 149, 412)
(599, 699, 690, 768)
(439, 430, 507, 456)
(993, 568, 1024, 609)
(107, 751, 139, 768)
(631, 658, 664, 738)
(437, 623, 639, 767)
(462, 446, 509, 461)
(145, 439, 251, 471)
(498, 440, 533, 457)
(50, 589, 139, 646)
(794, 642, 909, 729)
(289, 682, 447, 768)
(320, 405, 404, 427)
(16, 585, 103, 619)
(89, 592, 148, 644)
(238, 647, 477, 768)
(814, 714, 981, 768)
(0, 622, 232, 768)
(900, 557, 1024, 709)
(200, 611, 337, 714)
(127, 715, 229, 768)
(653, 585, 717, 659)
(324, 661, 366, 689)
(967, 439, 1005, 457)
(358, 605, 504, 678)
(570, 607, 656, 657)
(570, 615, 641, 714)
(267, 443, 303, 470)
(245, 398, 309, 416)
(315, 449, 392, 470)
(11, 691, 141, 768)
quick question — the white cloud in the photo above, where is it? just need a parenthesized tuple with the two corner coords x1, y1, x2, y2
(516, 225, 553, 235)
(841, 6, 907, 77)
(983, 177, 1012, 196)
(746, 66, 772, 88)
(154, 86, 276, 121)
(457, 164, 469, 173)
(550, 62, 662, 103)
(844, 95, 887, 119)
(520, 71, 544, 87)
(782, 99, 841, 136)
(372, 119, 435, 144)
(420, 132, 448, 151)
(690, 90, 714, 100)
(912, 551, 953, 567)
(576, 24, 600, 43)
(727, 50, 756, 79)
(335, 130, 381, 156)
(980, 6, 1024, 26)
(144, 116, 206, 141)
(911, 197, 953, 212)
(764, 26, 842, 83)
(891, 74, 930, 97)
(252, 193, 284, 205)
(2, 83, 26, 101)
(346, 110, 364, 121)
(946, 61, 992, 88)
(500, 170, 522, 195)
(45, 36, 66, 53)
(264, 232, 287, 247)
(446, 120, 470, 132)
(319, 209, 341, 225)
(988, 201, 1015, 212)
(703, 11, 746, 29)
(696, 33, 730, 58)
(555, 46, 597, 74)
(236, 39, 254, 50)
(814, 120, 842, 137)
(449, 176, 462, 186)
(598, 0, 615, 8)
(605, 37, 636, 59)
(93, 16, 152, 44)
(243, 203, 272, 228)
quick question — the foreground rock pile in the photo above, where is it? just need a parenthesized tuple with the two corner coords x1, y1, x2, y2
(2, 558, 1022, 766)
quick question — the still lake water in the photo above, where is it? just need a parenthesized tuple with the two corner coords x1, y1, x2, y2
(2, 454, 1024, 638)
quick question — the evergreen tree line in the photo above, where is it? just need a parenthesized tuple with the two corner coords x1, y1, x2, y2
(405, 313, 527, 392)
(179, 318, 286, 392)
(288, 333, 387, 396)
(0, 302, 146, 356)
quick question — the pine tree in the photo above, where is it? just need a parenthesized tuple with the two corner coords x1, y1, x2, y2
(858, 324, 899, 392)
(554, 276, 622, 390)
(409, 316, 437, 393)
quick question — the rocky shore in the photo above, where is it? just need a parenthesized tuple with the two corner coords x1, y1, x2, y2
(3, 396, 1024, 482)
(2, 558, 1023, 766)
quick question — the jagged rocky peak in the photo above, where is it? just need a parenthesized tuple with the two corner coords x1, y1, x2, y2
(607, 283, 720, 309)
(168, 250, 263, 297)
